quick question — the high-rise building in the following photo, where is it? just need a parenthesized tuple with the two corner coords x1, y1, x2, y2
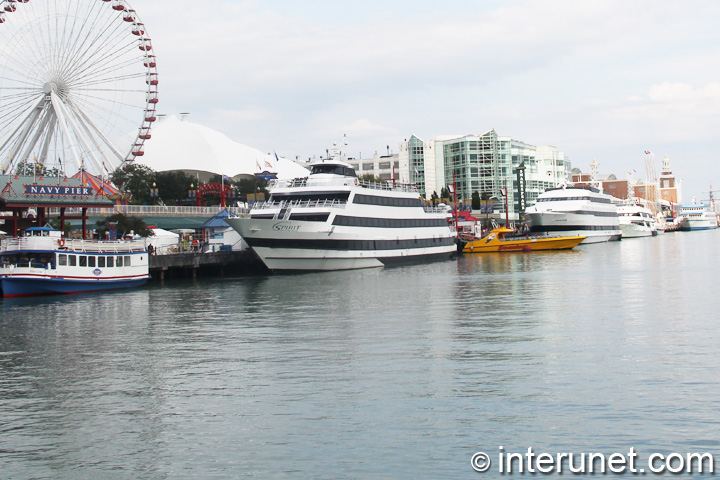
(398, 130, 571, 221)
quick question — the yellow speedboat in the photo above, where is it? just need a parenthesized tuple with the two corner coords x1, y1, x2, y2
(460, 227, 585, 253)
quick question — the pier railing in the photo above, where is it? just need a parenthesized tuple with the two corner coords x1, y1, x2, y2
(250, 199, 347, 211)
(270, 177, 419, 193)
(48, 205, 249, 217)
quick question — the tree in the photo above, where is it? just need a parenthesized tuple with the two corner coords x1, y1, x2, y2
(96, 213, 153, 239)
(13, 159, 60, 177)
(430, 191, 439, 206)
(234, 177, 269, 202)
(155, 170, 195, 205)
(359, 173, 384, 184)
(471, 191, 481, 210)
(110, 164, 156, 205)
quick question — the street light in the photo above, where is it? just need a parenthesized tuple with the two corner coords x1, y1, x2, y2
(150, 182, 158, 203)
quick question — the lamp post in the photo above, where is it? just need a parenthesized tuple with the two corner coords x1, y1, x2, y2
(150, 182, 158, 204)
(189, 183, 197, 204)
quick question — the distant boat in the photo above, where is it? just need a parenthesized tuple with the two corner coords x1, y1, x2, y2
(524, 186, 621, 243)
(678, 204, 719, 231)
(618, 201, 657, 238)
(0, 227, 150, 297)
(459, 227, 585, 253)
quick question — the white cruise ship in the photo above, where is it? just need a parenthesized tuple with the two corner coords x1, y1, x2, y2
(617, 201, 657, 238)
(225, 160, 456, 271)
(523, 186, 621, 243)
(678, 204, 718, 231)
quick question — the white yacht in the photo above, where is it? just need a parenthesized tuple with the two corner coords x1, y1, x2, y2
(617, 201, 657, 238)
(225, 160, 456, 271)
(678, 204, 718, 231)
(523, 186, 621, 244)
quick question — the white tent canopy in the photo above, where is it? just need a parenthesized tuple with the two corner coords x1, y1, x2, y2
(138, 115, 309, 180)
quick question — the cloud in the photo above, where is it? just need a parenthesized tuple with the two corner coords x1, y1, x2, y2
(132, 0, 720, 197)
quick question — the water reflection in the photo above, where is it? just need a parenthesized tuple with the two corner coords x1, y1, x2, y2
(1, 231, 720, 478)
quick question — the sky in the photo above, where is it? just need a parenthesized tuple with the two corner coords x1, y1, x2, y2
(137, 0, 720, 201)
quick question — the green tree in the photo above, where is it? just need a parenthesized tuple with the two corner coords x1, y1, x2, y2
(110, 164, 156, 205)
(234, 177, 269, 203)
(430, 191, 439, 206)
(96, 213, 153, 239)
(155, 170, 195, 205)
(358, 173, 384, 184)
(471, 191, 481, 210)
(13, 160, 60, 177)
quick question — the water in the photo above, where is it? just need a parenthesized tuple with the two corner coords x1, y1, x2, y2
(2, 231, 720, 479)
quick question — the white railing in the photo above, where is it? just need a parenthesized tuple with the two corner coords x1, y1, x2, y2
(0, 237, 146, 253)
(46, 205, 248, 217)
(424, 206, 453, 214)
(269, 176, 419, 193)
(250, 199, 347, 212)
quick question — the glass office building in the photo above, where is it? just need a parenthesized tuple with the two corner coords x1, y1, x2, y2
(399, 130, 571, 221)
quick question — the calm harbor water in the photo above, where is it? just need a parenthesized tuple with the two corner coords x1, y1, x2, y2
(2, 230, 720, 479)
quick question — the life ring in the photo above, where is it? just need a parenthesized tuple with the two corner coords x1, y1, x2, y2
(354, 178, 359, 186)
(58, 238, 65, 247)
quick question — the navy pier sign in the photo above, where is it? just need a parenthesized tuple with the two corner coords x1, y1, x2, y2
(24, 184, 92, 196)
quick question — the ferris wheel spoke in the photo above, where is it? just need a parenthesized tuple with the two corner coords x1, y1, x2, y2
(1, 96, 47, 167)
(69, 50, 143, 88)
(60, 7, 124, 81)
(68, 99, 126, 165)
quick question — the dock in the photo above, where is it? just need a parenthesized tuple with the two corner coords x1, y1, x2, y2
(149, 250, 267, 280)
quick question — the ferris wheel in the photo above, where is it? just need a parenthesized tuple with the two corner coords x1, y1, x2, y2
(0, 0, 158, 177)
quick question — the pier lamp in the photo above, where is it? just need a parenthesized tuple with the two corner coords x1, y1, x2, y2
(189, 183, 197, 201)
(150, 182, 159, 202)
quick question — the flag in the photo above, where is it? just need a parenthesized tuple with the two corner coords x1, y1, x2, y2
(256, 160, 261, 171)
(265, 160, 273, 168)
(274, 151, 280, 163)
(222, 174, 229, 182)
(644, 150, 653, 155)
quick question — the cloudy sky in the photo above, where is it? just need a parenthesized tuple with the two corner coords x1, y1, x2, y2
(139, 0, 720, 200)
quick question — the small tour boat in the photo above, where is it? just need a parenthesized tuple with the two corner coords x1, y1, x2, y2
(459, 227, 585, 253)
(0, 227, 150, 297)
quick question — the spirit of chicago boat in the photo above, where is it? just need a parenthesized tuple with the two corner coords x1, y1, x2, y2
(523, 185, 621, 244)
(225, 160, 457, 271)
(0, 226, 150, 297)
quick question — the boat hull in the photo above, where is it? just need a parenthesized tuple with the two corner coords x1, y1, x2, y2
(1, 275, 149, 297)
(524, 211, 621, 244)
(226, 217, 456, 272)
(679, 219, 718, 231)
(461, 235, 585, 253)
(619, 224, 656, 238)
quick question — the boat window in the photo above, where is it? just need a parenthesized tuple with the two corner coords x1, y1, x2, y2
(310, 164, 357, 177)
(271, 192, 350, 203)
(116, 256, 123, 267)
(79, 256, 87, 267)
(58, 254, 67, 266)
(98, 257, 106, 268)
(124, 256, 131, 266)
(106, 256, 113, 268)
(88, 257, 96, 268)
(68, 255, 76, 266)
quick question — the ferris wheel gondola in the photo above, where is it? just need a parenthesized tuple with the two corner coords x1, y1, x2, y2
(0, 0, 158, 176)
